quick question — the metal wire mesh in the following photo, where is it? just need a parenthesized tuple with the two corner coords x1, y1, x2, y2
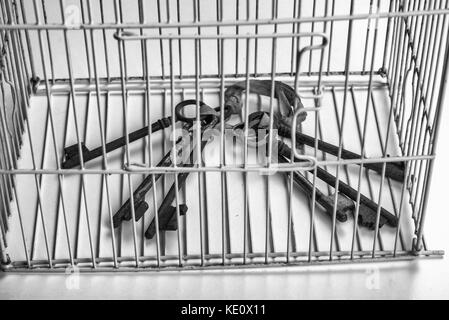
(0, 0, 448, 271)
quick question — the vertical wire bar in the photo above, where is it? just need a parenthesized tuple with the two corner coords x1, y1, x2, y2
(15, 0, 52, 268)
(328, 87, 362, 260)
(0, 10, 23, 234)
(112, 20, 124, 256)
(17, 0, 36, 80)
(409, 0, 442, 209)
(196, 1, 209, 257)
(411, 1, 449, 228)
(1, 63, 21, 178)
(117, 0, 128, 79)
(0, 179, 8, 245)
(195, 0, 203, 77)
(425, 0, 448, 116)
(59, 0, 97, 268)
(242, 37, 252, 265)
(309, 13, 329, 260)
(235, 0, 240, 76)
(193, 37, 206, 266)
(390, 0, 409, 112)
(291, 0, 301, 76)
(272, 0, 278, 34)
(414, 20, 449, 251)
(393, 0, 413, 130)
(289, 0, 297, 76)
(114, 0, 139, 268)
(30, 91, 67, 264)
(351, 6, 383, 259)
(0, 94, 13, 224)
(24, 3, 69, 262)
(0, 28, 20, 172)
(326, 0, 335, 74)
(216, 0, 222, 77)
(266, 37, 277, 264)
(169, 38, 183, 267)
(420, 0, 441, 99)
(0, 209, 7, 264)
(306, 105, 321, 261)
(0, 112, 12, 209)
(159, 89, 168, 256)
(0, 8, 21, 194)
(362, 0, 374, 74)
(407, 0, 435, 163)
(308, 0, 317, 75)
(0, 84, 30, 266)
(387, 0, 401, 87)
(99, 0, 110, 81)
(40, 0, 55, 83)
(219, 38, 231, 262)
(156, 0, 166, 78)
(79, 0, 92, 81)
(329, 0, 355, 261)
(0, 177, 8, 236)
(2, 2, 27, 139)
(393, 161, 411, 255)
(403, 0, 430, 159)
(52, 96, 75, 261)
(330, 89, 363, 257)
(11, 1, 30, 106)
(409, 2, 439, 201)
(381, 0, 395, 73)
(315, 1, 327, 91)
(86, 1, 117, 268)
(31, 1, 72, 265)
(5, 42, 24, 158)
(0, 159, 12, 225)
(351, 87, 383, 251)
(138, 0, 146, 257)
(318, 0, 329, 83)
(369, 3, 391, 256)
(348, 1, 383, 256)
(397, 0, 418, 139)
(366, 93, 405, 252)
(403, 2, 432, 224)
(215, 0, 226, 263)
(6, 30, 45, 260)
(176, 0, 183, 78)
(180, 89, 188, 259)
(140, 1, 161, 268)
(253, 0, 259, 76)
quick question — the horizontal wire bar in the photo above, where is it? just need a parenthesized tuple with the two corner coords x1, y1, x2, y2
(1, 9, 449, 30)
(114, 31, 328, 41)
(5, 249, 444, 271)
(0, 155, 434, 174)
(33, 78, 389, 96)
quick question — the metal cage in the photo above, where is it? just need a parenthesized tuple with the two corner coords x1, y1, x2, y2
(0, 0, 448, 272)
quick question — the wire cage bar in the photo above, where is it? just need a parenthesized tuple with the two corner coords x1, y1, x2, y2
(0, 0, 447, 272)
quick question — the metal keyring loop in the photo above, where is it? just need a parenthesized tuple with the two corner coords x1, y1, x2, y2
(175, 99, 212, 124)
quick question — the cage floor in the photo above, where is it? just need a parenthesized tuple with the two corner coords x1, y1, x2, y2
(4, 80, 418, 268)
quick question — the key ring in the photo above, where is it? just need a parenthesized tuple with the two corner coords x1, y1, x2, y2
(175, 99, 216, 126)
(175, 99, 233, 126)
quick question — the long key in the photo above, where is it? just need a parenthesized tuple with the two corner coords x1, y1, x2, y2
(145, 140, 208, 239)
(278, 141, 398, 228)
(62, 116, 173, 169)
(113, 150, 172, 228)
(279, 155, 354, 222)
(278, 123, 405, 182)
